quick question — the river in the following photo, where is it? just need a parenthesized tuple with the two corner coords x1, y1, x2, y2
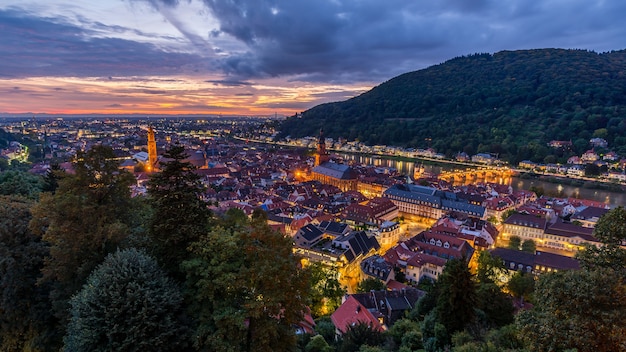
(337, 153, 626, 207)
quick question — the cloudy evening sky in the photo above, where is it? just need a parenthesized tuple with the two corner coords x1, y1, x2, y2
(1, 0, 625, 116)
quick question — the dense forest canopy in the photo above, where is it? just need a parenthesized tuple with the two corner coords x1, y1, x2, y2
(279, 49, 626, 163)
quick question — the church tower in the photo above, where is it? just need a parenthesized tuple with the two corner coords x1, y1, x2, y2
(315, 129, 330, 166)
(147, 126, 157, 172)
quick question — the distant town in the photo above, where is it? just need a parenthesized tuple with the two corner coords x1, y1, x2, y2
(1, 115, 625, 350)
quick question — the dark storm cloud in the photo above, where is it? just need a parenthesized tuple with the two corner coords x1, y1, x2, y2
(205, 79, 253, 86)
(0, 8, 204, 78)
(190, 0, 626, 83)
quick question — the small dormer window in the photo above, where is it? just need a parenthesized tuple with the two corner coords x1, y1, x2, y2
(429, 238, 436, 245)
(443, 242, 450, 249)
(436, 240, 442, 247)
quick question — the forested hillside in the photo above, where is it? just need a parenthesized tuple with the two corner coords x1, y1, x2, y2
(279, 49, 626, 163)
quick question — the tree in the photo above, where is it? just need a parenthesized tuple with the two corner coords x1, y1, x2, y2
(388, 318, 422, 350)
(0, 170, 43, 199)
(521, 239, 536, 253)
(41, 162, 63, 194)
(475, 282, 514, 328)
(507, 271, 535, 305)
(308, 262, 346, 317)
(147, 144, 212, 276)
(475, 251, 505, 285)
(0, 196, 56, 351)
(507, 235, 521, 250)
(355, 277, 385, 293)
(338, 322, 384, 352)
(305, 335, 333, 352)
(500, 209, 516, 224)
(577, 206, 626, 274)
(182, 210, 310, 352)
(436, 258, 477, 337)
(64, 249, 189, 352)
(516, 269, 626, 352)
(29, 145, 137, 322)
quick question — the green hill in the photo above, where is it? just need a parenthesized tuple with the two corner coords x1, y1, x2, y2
(278, 49, 626, 164)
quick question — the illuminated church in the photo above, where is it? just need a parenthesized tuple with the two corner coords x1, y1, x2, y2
(310, 130, 358, 192)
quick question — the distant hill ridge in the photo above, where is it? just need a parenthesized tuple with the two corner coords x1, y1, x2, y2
(279, 48, 626, 163)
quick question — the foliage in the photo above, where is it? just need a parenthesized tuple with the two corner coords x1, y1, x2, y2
(388, 318, 421, 348)
(0, 170, 43, 199)
(475, 282, 514, 328)
(29, 145, 137, 323)
(307, 262, 346, 317)
(305, 335, 333, 352)
(436, 258, 477, 337)
(0, 196, 56, 351)
(516, 268, 626, 352)
(314, 317, 337, 347)
(577, 206, 626, 274)
(520, 239, 536, 253)
(280, 49, 626, 163)
(476, 250, 505, 285)
(507, 236, 521, 250)
(507, 271, 535, 305)
(182, 210, 309, 352)
(146, 144, 213, 276)
(355, 277, 385, 293)
(338, 321, 384, 352)
(64, 249, 189, 352)
(500, 209, 517, 224)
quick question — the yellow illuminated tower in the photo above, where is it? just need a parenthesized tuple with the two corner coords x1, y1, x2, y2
(147, 126, 157, 172)
(315, 129, 330, 166)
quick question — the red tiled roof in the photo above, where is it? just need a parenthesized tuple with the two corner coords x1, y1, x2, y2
(330, 296, 383, 334)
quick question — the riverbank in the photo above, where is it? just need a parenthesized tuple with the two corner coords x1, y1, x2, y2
(519, 172, 626, 193)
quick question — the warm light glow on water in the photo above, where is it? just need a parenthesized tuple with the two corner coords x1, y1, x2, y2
(337, 153, 625, 206)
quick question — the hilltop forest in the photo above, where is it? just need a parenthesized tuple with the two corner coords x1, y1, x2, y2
(279, 49, 626, 164)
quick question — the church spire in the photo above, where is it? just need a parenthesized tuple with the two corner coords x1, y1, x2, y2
(315, 129, 330, 166)
(147, 126, 157, 172)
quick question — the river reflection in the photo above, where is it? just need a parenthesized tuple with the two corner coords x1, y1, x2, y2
(337, 153, 626, 207)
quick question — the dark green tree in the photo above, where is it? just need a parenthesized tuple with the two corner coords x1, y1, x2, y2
(305, 335, 333, 352)
(577, 206, 626, 274)
(29, 145, 136, 323)
(182, 210, 310, 352)
(521, 239, 536, 253)
(64, 249, 189, 352)
(338, 321, 384, 352)
(475, 250, 505, 285)
(388, 318, 422, 350)
(436, 258, 477, 337)
(0, 196, 56, 351)
(308, 261, 346, 317)
(147, 144, 212, 276)
(355, 277, 385, 293)
(0, 170, 43, 199)
(41, 162, 63, 194)
(507, 235, 521, 250)
(475, 282, 514, 328)
(507, 271, 535, 305)
(516, 269, 626, 352)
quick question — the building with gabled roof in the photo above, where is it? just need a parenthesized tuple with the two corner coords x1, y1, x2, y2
(330, 296, 383, 336)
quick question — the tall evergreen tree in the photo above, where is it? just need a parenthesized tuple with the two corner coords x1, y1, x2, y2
(29, 145, 136, 322)
(64, 249, 189, 352)
(436, 258, 477, 337)
(146, 144, 212, 276)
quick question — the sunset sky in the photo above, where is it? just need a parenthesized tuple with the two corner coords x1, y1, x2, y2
(1, 0, 625, 116)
